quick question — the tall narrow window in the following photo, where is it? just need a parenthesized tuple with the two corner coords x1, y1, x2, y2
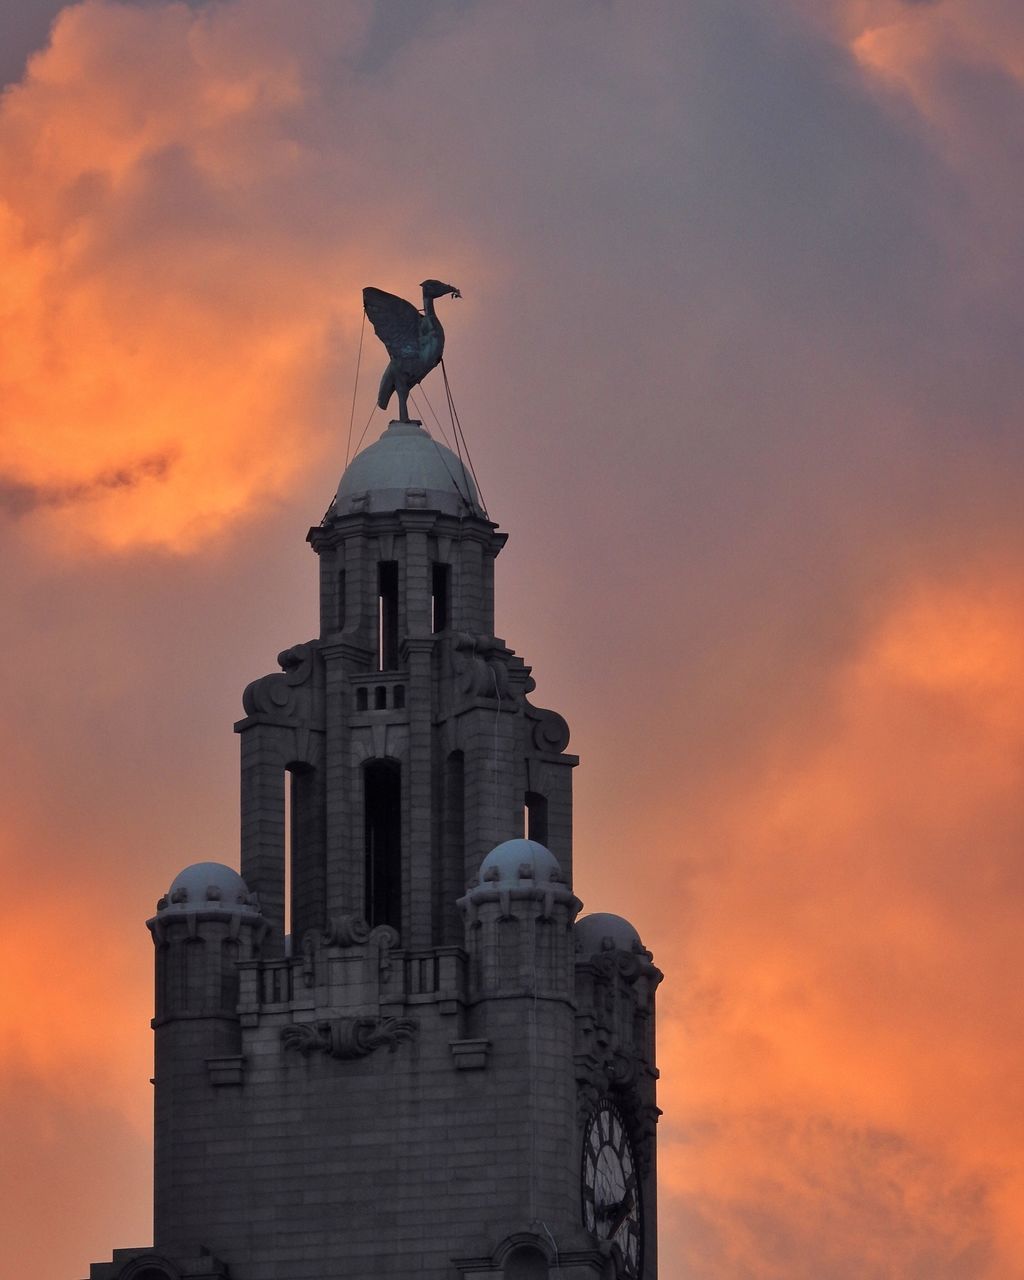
(378, 561, 399, 670)
(364, 761, 401, 930)
(437, 750, 465, 945)
(336, 568, 347, 631)
(155, 944, 171, 1018)
(220, 938, 240, 1013)
(289, 764, 326, 945)
(169, 944, 187, 1014)
(431, 562, 450, 633)
(525, 791, 549, 845)
(283, 768, 292, 941)
(184, 938, 206, 1010)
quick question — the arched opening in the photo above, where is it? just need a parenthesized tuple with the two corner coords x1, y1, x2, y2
(504, 1244, 548, 1279)
(364, 760, 402, 930)
(123, 1263, 180, 1280)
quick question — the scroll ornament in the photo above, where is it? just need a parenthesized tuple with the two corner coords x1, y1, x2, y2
(282, 1015, 418, 1061)
(241, 642, 315, 719)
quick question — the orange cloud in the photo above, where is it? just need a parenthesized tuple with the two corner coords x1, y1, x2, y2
(4, 3, 1024, 1277)
(798, 0, 1024, 143)
(0, 856, 152, 1127)
(0, 1, 404, 553)
(845, 0, 1024, 89)
(648, 569, 1024, 1275)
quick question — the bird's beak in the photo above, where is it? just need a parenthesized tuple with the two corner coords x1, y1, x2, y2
(450, 286, 462, 299)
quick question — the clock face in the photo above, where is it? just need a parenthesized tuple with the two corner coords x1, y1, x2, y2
(581, 1100, 643, 1277)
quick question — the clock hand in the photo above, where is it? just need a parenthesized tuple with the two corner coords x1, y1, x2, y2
(606, 1186, 635, 1240)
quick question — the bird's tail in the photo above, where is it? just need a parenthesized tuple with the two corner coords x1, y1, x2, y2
(377, 368, 395, 412)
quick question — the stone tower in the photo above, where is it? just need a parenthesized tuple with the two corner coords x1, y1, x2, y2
(85, 419, 662, 1280)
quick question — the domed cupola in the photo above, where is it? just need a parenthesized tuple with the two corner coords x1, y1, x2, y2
(155, 861, 261, 917)
(334, 420, 483, 518)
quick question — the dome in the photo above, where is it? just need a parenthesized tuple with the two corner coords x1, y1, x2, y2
(335, 420, 483, 517)
(478, 838, 563, 886)
(157, 861, 260, 915)
(574, 912, 642, 956)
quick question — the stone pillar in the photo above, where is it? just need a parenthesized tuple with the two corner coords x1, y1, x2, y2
(238, 726, 285, 951)
(459, 842, 582, 1236)
(148, 871, 266, 1257)
(402, 514, 438, 949)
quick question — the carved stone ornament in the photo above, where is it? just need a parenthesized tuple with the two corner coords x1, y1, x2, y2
(301, 917, 400, 987)
(241, 641, 315, 719)
(281, 1015, 418, 1061)
(451, 632, 514, 699)
(524, 700, 571, 754)
(322, 914, 372, 946)
(588, 950, 663, 1015)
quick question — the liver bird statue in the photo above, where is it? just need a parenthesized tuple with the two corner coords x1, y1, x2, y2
(362, 279, 461, 423)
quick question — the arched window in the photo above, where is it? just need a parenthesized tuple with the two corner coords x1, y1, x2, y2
(504, 1244, 548, 1279)
(122, 1258, 180, 1280)
(364, 760, 401, 930)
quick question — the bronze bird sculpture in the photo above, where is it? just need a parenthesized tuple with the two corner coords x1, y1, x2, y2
(363, 279, 461, 423)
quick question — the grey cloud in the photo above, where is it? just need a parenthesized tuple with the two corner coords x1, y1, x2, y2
(0, 0, 66, 87)
(0, 454, 174, 516)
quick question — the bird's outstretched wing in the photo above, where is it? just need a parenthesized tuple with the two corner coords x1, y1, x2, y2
(363, 287, 422, 361)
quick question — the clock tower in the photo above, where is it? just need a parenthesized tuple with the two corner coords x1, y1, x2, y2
(84, 416, 662, 1280)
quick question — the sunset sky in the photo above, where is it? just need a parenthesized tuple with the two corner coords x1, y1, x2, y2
(2, 2, 1023, 1276)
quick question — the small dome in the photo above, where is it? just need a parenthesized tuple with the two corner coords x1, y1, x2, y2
(335, 420, 483, 517)
(478, 838, 563, 886)
(157, 862, 260, 915)
(575, 912, 642, 956)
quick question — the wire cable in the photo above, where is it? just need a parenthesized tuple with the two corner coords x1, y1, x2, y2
(345, 311, 367, 469)
(408, 385, 478, 514)
(410, 384, 456, 451)
(352, 403, 378, 458)
(441, 359, 488, 516)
